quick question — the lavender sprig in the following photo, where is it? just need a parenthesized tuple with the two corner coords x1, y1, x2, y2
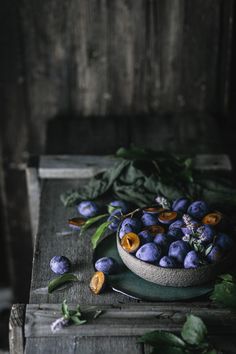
(50, 300, 87, 333)
(155, 196, 171, 209)
(183, 214, 197, 234)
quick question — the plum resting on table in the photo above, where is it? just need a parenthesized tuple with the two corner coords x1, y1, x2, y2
(95, 257, 117, 274)
(50, 256, 71, 275)
(77, 201, 99, 218)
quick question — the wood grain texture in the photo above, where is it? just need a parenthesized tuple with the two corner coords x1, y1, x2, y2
(25, 336, 143, 354)
(9, 304, 25, 354)
(25, 303, 236, 337)
(20, 0, 233, 153)
(29, 179, 135, 306)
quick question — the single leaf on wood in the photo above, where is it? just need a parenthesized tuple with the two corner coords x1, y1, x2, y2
(138, 331, 186, 348)
(80, 214, 108, 235)
(70, 316, 87, 325)
(48, 274, 78, 293)
(181, 314, 207, 345)
(91, 221, 111, 249)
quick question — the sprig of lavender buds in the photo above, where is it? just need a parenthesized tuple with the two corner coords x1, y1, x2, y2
(183, 214, 197, 233)
(155, 196, 171, 209)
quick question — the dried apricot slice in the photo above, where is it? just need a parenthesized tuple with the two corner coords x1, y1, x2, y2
(158, 211, 178, 225)
(121, 232, 140, 253)
(143, 207, 166, 214)
(202, 212, 222, 226)
(68, 217, 86, 230)
(89, 271, 106, 295)
(146, 225, 165, 235)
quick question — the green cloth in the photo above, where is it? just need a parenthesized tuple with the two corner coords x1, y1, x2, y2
(61, 149, 236, 213)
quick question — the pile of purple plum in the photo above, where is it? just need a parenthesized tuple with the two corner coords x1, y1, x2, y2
(118, 197, 234, 269)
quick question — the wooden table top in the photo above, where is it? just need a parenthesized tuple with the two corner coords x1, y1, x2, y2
(20, 155, 236, 354)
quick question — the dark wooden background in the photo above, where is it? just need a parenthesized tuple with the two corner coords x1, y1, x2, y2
(0, 0, 235, 307)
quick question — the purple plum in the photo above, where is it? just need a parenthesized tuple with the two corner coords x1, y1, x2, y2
(119, 224, 133, 239)
(141, 213, 157, 227)
(187, 200, 209, 219)
(95, 257, 117, 274)
(207, 245, 223, 263)
(135, 242, 161, 263)
(168, 240, 190, 263)
(77, 201, 99, 218)
(154, 233, 169, 253)
(121, 217, 142, 233)
(108, 209, 122, 231)
(138, 230, 153, 244)
(169, 219, 185, 230)
(167, 228, 183, 240)
(172, 197, 190, 214)
(159, 256, 177, 268)
(197, 225, 215, 244)
(184, 251, 200, 269)
(50, 256, 71, 275)
(215, 233, 233, 251)
(108, 200, 130, 214)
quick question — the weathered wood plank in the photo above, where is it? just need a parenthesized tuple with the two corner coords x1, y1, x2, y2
(25, 303, 236, 338)
(26, 167, 40, 242)
(38, 154, 232, 179)
(9, 304, 25, 354)
(29, 179, 135, 305)
(25, 336, 143, 354)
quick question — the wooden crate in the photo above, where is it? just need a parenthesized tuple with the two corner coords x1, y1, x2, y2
(9, 154, 236, 354)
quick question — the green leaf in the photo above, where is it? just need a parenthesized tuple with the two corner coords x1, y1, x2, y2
(210, 277, 236, 309)
(70, 315, 87, 325)
(48, 274, 78, 294)
(91, 221, 111, 249)
(181, 314, 207, 345)
(138, 331, 186, 348)
(218, 274, 234, 282)
(61, 300, 70, 319)
(80, 214, 108, 235)
(93, 310, 103, 319)
(205, 350, 217, 354)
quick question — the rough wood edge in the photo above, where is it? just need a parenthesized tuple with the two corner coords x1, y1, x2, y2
(26, 167, 41, 244)
(9, 304, 26, 354)
(38, 154, 232, 179)
(25, 303, 236, 338)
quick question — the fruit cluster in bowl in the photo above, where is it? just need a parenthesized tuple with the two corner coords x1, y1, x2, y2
(118, 197, 234, 269)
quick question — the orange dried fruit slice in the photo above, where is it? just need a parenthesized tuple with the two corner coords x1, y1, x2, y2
(202, 212, 222, 226)
(89, 271, 106, 295)
(146, 225, 165, 235)
(121, 232, 140, 253)
(158, 211, 178, 224)
(68, 217, 86, 227)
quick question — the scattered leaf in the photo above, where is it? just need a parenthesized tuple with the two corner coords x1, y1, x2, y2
(48, 274, 78, 294)
(138, 331, 186, 348)
(181, 314, 207, 345)
(80, 214, 108, 235)
(61, 300, 70, 319)
(91, 221, 111, 249)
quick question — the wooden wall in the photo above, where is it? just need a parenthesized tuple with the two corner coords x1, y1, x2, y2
(21, 0, 233, 154)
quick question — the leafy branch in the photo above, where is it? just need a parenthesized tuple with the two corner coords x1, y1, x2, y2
(139, 314, 218, 354)
(210, 273, 236, 309)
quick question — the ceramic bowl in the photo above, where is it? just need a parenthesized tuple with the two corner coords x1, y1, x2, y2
(116, 233, 234, 287)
